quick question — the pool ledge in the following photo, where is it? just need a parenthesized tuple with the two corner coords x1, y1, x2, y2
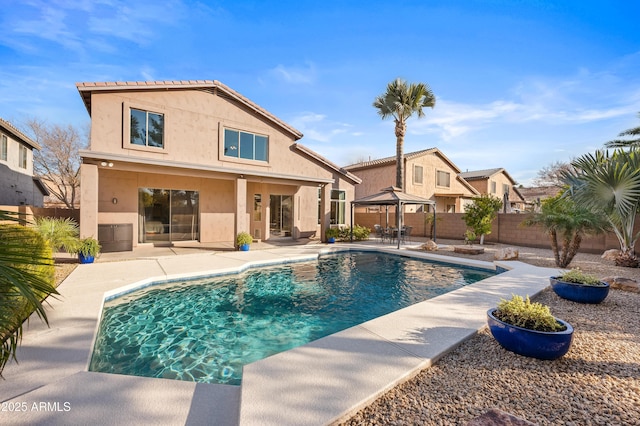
(0, 243, 559, 426)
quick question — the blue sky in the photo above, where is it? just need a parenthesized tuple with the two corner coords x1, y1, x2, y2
(1, 0, 639, 185)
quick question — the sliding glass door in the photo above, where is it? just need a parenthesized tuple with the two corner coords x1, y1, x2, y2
(269, 194, 292, 237)
(138, 188, 199, 243)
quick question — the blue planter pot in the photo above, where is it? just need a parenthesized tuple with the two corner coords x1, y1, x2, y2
(327, 237, 336, 244)
(487, 308, 574, 360)
(78, 253, 95, 264)
(550, 277, 610, 304)
(239, 244, 250, 251)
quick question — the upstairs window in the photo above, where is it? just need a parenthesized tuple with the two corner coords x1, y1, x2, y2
(224, 129, 268, 161)
(130, 108, 164, 148)
(502, 183, 510, 196)
(490, 180, 497, 194)
(436, 170, 450, 188)
(1, 134, 6, 161)
(18, 144, 27, 169)
(413, 165, 424, 184)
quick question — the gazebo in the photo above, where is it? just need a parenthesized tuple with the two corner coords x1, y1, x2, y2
(350, 186, 436, 249)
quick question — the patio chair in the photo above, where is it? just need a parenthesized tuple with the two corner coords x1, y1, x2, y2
(374, 224, 386, 243)
(401, 226, 413, 244)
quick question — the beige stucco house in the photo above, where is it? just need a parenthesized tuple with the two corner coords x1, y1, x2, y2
(0, 117, 48, 207)
(344, 148, 479, 213)
(458, 168, 526, 212)
(76, 80, 360, 251)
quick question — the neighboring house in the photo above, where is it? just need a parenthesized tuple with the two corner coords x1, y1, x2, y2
(518, 186, 563, 212)
(458, 168, 526, 212)
(0, 117, 49, 207)
(344, 148, 479, 213)
(76, 80, 360, 251)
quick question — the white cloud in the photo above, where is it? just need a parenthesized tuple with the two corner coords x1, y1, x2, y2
(269, 63, 317, 85)
(289, 112, 356, 143)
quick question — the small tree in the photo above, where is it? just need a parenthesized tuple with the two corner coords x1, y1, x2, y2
(522, 192, 609, 267)
(26, 119, 87, 209)
(462, 195, 502, 245)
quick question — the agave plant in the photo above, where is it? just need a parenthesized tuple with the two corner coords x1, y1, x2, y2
(561, 148, 640, 267)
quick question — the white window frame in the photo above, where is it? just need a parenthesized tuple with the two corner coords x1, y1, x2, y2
(490, 180, 497, 194)
(413, 164, 424, 185)
(0, 134, 7, 161)
(330, 189, 346, 225)
(18, 144, 27, 169)
(436, 170, 451, 188)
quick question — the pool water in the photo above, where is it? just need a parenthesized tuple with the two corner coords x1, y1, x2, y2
(89, 251, 495, 385)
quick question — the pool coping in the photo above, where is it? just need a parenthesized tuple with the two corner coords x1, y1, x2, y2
(0, 243, 559, 425)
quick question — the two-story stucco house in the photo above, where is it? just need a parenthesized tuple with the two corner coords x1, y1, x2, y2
(458, 168, 526, 212)
(76, 80, 360, 251)
(344, 148, 479, 213)
(0, 118, 49, 207)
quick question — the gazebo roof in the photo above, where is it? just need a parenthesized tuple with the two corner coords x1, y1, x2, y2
(351, 186, 436, 206)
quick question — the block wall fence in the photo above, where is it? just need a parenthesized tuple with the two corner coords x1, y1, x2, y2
(354, 212, 640, 254)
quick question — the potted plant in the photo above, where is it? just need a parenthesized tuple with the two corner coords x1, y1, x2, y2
(325, 227, 339, 243)
(487, 294, 574, 360)
(236, 232, 253, 251)
(550, 268, 610, 304)
(69, 237, 101, 264)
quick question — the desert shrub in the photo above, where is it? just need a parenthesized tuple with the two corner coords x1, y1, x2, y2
(34, 217, 79, 252)
(558, 268, 603, 286)
(337, 225, 371, 241)
(494, 294, 565, 332)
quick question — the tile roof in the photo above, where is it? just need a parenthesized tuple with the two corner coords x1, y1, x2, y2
(75, 80, 303, 139)
(343, 148, 438, 170)
(0, 117, 40, 150)
(458, 168, 504, 180)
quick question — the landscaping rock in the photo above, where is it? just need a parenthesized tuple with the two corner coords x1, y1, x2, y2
(467, 408, 537, 426)
(454, 245, 485, 255)
(602, 276, 640, 293)
(602, 249, 621, 261)
(420, 240, 438, 251)
(494, 247, 519, 261)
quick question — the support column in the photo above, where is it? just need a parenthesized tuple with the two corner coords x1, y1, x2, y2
(80, 163, 98, 239)
(320, 184, 331, 242)
(235, 177, 248, 237)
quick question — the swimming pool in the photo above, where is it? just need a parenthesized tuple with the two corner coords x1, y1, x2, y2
(89, 251, 496, 385)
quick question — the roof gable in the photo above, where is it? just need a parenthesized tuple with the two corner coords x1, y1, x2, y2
(344, 148, 462, 173)
(0, 117, 40, 150)
(76, 80, 303, 140)
(459, 167, 517, 185)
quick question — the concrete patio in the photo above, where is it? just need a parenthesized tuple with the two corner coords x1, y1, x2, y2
(0, 241, 558, 425)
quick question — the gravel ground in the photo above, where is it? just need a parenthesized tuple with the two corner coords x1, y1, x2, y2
(340, 241, 640, 426)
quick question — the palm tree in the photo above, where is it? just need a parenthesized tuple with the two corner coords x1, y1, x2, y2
(522, 192, 609, 267)
(373, 78, 436, 189)
(605, 112, 640, 148)
(561, 148, 640, 267)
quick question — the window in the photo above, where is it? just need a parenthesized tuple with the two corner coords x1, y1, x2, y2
(413, 165, 423, 184)
(490, 181, 497, 194)
(130, 108, 164, 148)
(18, 144, 27, 169)
(253, 194, 262, 221)
(317, 188, 322, 225)
(436, 170, 450, 188)
(224, 129, 268, 161)
(1, 134, 6, 161)
(502, 184, 510, 196)
(330, 189, 346, 225)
